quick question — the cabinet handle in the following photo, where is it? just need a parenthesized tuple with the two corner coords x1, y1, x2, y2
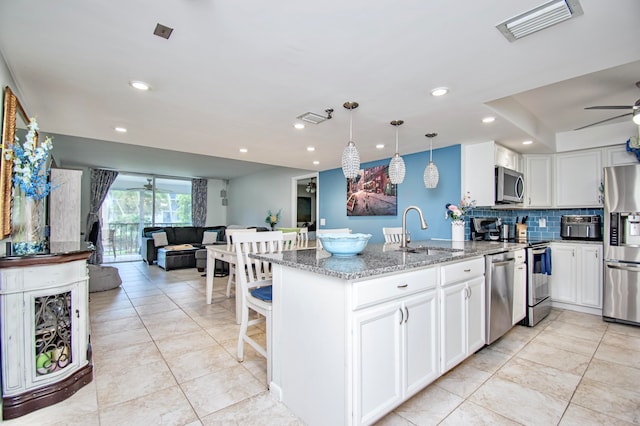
(399, 308, 404, 324)
(76, 309, 80, 318)
(404, 306, 409, 323)
(397, 283, 408, 288)
(464, 269, 471, 272)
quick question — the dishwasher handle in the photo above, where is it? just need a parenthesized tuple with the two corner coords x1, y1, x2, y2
(492, 258, 515, 266)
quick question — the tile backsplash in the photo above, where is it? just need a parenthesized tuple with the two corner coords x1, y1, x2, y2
(468, 208, 604, 240)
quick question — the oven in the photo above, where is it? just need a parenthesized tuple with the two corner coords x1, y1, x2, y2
(521, 241, 552, 327)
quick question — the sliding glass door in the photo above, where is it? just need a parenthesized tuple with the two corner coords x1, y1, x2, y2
(101, 174, 192, 263)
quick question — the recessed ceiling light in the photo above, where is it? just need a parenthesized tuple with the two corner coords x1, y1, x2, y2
(313, 161, 320, 165)
(239, 148, 248, 153)
(294, 122, 305, 130)
(431, 87, 449, 97)
(307, 146, 315, 152)
(376, 144, 385, 149)
(129, 80, 151, 91)
(482, 116, 496, 123)
(522, 140, 533, 145)
(114, 127, 127, 133)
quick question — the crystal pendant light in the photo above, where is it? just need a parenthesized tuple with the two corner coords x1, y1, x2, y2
(341, 101, 360, 179)
(388, 120, 406, 184)
(423, 133, 440, 188)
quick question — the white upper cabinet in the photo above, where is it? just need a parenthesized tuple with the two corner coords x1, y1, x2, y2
(495, 144, 522, 172)
(524, 155, 553, 208)
(604, 144, 638, 167)
(555, 149, 602, 208)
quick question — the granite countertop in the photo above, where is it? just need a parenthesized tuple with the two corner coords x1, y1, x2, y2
(253, 240, 528, 280)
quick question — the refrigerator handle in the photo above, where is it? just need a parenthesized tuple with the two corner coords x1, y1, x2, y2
(606, 263, 640, 273)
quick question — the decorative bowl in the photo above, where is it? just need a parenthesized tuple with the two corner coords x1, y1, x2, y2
(317, 233, 372, 257)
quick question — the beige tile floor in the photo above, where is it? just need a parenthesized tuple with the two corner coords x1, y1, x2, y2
(4, 261, 640, 425)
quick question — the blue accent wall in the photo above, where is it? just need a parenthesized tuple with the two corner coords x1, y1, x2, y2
(318, 145, 462, 243)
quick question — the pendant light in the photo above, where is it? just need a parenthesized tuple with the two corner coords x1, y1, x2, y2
(341, 101, 361, 179)
(424, 133, 439, 188)
(388, 120, 406, 184)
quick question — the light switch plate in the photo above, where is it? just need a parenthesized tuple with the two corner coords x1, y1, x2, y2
(539, 218, 546, 228)
(320, 218, 326, 226)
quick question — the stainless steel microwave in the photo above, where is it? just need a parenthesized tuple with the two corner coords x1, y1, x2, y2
(495, 166, 524, 204)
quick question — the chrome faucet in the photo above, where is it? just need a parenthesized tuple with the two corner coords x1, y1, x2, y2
(401, 205, 428, 249)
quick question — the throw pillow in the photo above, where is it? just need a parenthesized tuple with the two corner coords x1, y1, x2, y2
(152, 231, 169, 247)
(202, 230, 218, 245)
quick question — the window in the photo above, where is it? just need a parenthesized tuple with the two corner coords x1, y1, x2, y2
(100, 175, 192, 262)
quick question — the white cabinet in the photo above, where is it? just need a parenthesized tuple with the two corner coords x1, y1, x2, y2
(604, 144, 638, 166)
(555, 150, 603, 207)
(439, 257, 485, 373)
(0, 255, 92, 419)
(354, 289, 438, 425)
(495, 144, 522, 172)
(524, 155, 553, 207)
(512, 249, 527, 325)
(462, 141, 495, 207)
(550, 242, 603, 314)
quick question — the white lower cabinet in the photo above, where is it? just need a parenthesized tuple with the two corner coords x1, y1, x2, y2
(513, 262, 527, 324)
(550, 242, 603, 313)
(439, 258, 485, 373)
(354, 290, 438, 425)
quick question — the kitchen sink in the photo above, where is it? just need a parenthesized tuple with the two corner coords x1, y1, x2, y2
(397, 246, 463, 256)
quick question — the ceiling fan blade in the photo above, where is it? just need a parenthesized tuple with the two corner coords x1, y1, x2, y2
(574, 112, 633, 131)
(585, 105, 632, 110)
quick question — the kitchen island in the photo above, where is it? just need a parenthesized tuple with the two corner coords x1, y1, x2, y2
(254, 239, 525, 426)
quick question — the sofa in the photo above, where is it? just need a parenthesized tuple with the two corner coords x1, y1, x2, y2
(141, 225, 227, 265)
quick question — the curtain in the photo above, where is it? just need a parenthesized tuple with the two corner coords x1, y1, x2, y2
(191, 178, 208, 227)
(86, 169, 118, 264)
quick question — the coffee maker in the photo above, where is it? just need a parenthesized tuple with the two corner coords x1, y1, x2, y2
(470, 217, 501, 241)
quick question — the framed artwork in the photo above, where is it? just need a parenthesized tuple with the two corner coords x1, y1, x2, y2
(346, 165, 397, 216)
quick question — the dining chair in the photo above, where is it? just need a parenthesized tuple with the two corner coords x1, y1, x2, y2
(297, 227, 309, 248)
(316, 228, 351, 249)
(234, 231, 283, 385)
(225, 228, 257, 298)
(382, 227, 404, 243)
(282, 232, 297, 250)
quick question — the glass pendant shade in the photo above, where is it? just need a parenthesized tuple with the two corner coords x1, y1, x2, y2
(424, 133, 439, 188)
(342, 101, 361, 179)
(342, 141, 360, 179)
(388, 120, 405, 184)
(389, 154, 406, 184)
(424, 161, 439, 188)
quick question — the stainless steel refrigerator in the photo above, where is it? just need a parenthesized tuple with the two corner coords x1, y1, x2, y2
(603, 164, 640, 326)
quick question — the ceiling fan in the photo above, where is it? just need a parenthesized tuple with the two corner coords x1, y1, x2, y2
(576, 81, 640, 130)
(126, 178, 170, 193)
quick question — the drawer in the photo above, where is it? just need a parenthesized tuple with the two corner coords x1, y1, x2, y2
(440, 257, 484, 286)
(513, 249, 526, 264)
(352, 267, 437, 310)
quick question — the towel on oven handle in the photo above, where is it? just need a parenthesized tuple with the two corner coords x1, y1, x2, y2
(541, 247, 552, 275)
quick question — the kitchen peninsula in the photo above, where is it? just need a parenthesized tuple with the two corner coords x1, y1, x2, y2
(255, 239, 524, 426)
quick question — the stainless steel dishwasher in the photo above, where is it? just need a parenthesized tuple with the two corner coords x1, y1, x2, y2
(485, 250, 516, 345)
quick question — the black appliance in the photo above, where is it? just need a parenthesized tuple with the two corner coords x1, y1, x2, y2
(470, 217, 501, 241)
(561, 215, 602, 241)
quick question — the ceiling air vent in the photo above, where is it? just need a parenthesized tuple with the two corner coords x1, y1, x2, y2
(154, 23, 174, 40)
(296, 108, 334, 125)
(496, 0, 583, 42)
